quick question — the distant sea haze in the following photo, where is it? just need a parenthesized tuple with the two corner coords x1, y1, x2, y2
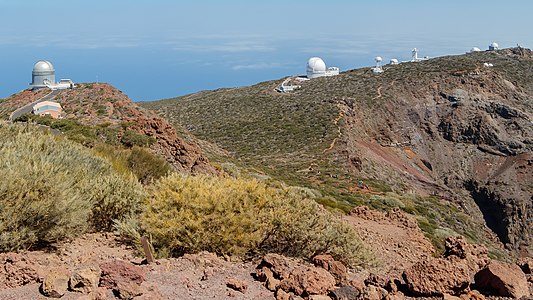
(0, 36, 526, 102)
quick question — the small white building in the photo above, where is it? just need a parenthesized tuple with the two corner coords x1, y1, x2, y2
(306, 57, 339, 79)
(33, 101, 63, 119)
(489, 42, 499, 51)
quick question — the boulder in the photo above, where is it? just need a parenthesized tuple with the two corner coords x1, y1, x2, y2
(69, 265, 101, 294)
(226, 277, 248, 293)
(41, 268, 69, 298)
(280, 266, 336, 296)
(329, 286, 361, 300)
(443, 236, 489, 270)
(261, 253, 295, 280)
(474, 261, 529, 298)
(403, 258, 471, 296)
(100, 260, 145, 300)
(313, 255, 348, 284)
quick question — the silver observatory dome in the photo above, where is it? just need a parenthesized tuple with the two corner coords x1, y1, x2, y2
(31, 60, 56, 88)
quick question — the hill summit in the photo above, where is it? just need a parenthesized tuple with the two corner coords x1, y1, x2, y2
(0, 83, 216, 175)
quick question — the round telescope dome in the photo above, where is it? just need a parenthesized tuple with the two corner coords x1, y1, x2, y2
(33, 60, 55, 73)
(470, 47, 481, 52)
(490, 42, 499, 48)
(375, 56, 383, 63)
(307, 57, 326, 72)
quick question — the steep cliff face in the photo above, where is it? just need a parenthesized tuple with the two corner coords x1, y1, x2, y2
(144, 48, 532, 254)
(0, 83, 216, 175)
(332, 48, 532, 252)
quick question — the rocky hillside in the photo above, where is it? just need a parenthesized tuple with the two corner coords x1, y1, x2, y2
(143, 48, 532, 255)
(0, 83, 216, 174)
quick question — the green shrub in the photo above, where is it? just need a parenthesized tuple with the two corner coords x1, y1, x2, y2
(120, 130, 156, 147)
(0, 123, 145, 251)
(89, 172, 145, 231)
(127, 147, 171, 184)
(141, 174, 373, 267)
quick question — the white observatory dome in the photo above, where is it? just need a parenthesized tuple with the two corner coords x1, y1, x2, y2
(375, 56, 383, 63)
(390, 58, 399, 65)
(489, 42, 499, 50)
(307, 57, 327, 79)
(33, 60, 55, 73)
(470, 47, 481, 53)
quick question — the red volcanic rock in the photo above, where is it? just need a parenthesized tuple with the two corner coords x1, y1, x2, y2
(279, 266, 336, 296)
(404, 258, 472, 296)
(404, 236, 490, 296)
(99, 260, 145, 299)
(0, 253, 40, 290)
(261, 253, 296, 281)
(312, 255, 348, 285)
(474, 261, 529, 298)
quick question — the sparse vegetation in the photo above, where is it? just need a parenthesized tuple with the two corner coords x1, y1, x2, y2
(0, 123, 144, 251)
(141, 174, 373, 267)
(120, 130, 156, 147)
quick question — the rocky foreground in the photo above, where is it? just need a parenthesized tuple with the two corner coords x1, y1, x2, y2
(0, 221, 531, 299)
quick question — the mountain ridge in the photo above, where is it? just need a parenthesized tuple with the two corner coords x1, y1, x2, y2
(142, 47, 533, 255)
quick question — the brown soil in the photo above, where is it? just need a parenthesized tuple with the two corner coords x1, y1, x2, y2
(0, 233, 274, 299)
(344, 207, 435, 276)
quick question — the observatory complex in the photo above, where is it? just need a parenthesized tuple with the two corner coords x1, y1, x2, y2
(306, 57, 339, 79)
(30, 60, 74, 90)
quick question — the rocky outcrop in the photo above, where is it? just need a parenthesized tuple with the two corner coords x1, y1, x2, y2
(403, 236, 489, 296)
(474, 261, 529, 298)
(128, 113, 217, 174)
(2, 83, 218, 175)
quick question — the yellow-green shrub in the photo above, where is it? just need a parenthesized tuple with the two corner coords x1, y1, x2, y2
(0, 123, 144, 251)
(141, 174, 372, 267)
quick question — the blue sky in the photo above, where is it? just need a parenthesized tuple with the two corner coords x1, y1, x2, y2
(1, 0, 532, 101)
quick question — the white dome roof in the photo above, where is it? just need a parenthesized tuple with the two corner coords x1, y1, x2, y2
(307, 57, 326, 73)
(33, 60, 54, 73)
(470, 47, 481, 52)
(375, 56, 383, 62)
(490, 42, 499, 48)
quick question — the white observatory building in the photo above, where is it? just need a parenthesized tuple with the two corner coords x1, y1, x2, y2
(489, 42, 499, 51)
(30, 60, 74, 90)
(306, 57, 339, 79)
(31, 60, 56, 89)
